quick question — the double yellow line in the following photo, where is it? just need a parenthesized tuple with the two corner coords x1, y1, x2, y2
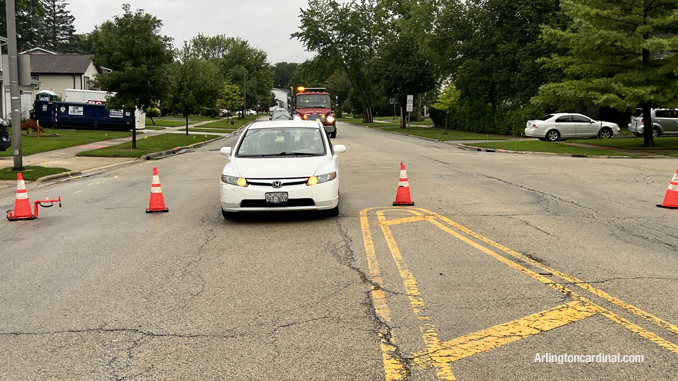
(360, 207, 678, 380)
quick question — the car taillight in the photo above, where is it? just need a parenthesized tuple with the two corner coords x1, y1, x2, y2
(532, 123, 538, 129)
(641, 118, 644, 124)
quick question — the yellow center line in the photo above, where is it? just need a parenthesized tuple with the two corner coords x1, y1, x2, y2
(359, 209, 407, 381)
(426, 210, 678, 338)
(376, 210, 456, 380)
(360, 207, 678, 380)
(412, 301, 598, 368)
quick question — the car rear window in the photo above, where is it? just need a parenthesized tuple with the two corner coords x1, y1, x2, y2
(538, 114, 554, 121)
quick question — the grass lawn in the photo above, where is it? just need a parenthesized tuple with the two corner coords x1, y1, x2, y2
(77, 133, 219, 158)
(344, 116, 434, 127)
(0, 128, 133, 157)
(200, 115, 258, 129)
(472, 141, 630, 156)
(377, 126, 506, 141)
(0, 165, 70, 181)
(190, 128, 235, 134)
(567, 136, 678, 157)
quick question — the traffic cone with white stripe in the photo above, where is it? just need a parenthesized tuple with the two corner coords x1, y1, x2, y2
(146, 167, 169, 213)
(657, 168, 678, 209)
(393, 162, 415, 206)
(7, 173, 35, 221)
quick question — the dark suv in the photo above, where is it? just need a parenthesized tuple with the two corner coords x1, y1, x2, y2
(0, 118, 10, 151)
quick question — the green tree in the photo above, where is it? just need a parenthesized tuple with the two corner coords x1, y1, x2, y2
(0, 0, 45, 50)
(169, 50, 223, 135)
(273, 62, 298, 88)
(39, 0, 76, 51)
(217, 83, 242, 112)
(294, 0, 378, 122)
(91, 4, 174, 148)
(369, 34, 436, 128)
(188, 34, 273, 114)
(533, 0, 678, 146)
(431, 82, 461, 133)
(69, 33, 95, 54)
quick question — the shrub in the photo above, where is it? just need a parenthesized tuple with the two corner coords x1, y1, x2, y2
(145, 107, 161, 118)
(21, 119, 44, 134)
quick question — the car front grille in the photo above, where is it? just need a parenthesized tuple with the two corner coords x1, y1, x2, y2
(240, 199, 316, 208)
(247, 180, 308, 187)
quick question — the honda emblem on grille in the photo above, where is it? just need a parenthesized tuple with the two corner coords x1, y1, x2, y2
(272, 181, 283, 188)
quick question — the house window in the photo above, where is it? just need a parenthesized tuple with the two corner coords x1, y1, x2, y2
(32, 75, 39, 90)
(84, 76, 90, 90)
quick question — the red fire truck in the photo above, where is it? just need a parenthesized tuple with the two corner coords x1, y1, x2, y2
(292, 87, 337, 138)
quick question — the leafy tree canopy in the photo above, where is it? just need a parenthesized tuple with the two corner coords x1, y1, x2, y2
(533, 0, 678, 146)
(91, 4, 174, 148)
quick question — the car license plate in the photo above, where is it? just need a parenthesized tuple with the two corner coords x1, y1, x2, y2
(265, 192, 288, 204)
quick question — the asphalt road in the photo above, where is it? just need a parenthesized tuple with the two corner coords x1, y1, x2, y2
(1, 122, 678, 380)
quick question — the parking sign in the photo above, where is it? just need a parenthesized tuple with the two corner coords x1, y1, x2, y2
(406, 95, 414, 112)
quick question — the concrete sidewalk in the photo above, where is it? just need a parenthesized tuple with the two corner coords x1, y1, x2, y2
(0, 121, 234, 192)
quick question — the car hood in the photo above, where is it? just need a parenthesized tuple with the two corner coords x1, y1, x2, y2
(296, 107, 331, 115)
(231, 156, 329, 178)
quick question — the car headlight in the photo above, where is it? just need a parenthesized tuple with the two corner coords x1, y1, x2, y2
(327, 115, 335, 123)
(221, 174, 248, 187)
(307, 172, 337, 186)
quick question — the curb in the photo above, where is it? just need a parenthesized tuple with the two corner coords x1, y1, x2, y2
(139, 134, 229, 160)
(453, 143, 647, 159)
(35, 170, 83, 183)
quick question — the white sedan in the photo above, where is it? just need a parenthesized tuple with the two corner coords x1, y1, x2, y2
(525, 113, 620, 141)
(219, 120, 346, 218)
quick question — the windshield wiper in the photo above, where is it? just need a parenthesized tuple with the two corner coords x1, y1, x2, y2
(272, 152, 322, 156)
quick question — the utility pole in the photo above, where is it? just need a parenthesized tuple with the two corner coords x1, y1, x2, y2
(6, 0, 24, 171)
(242, 71, 247, 119)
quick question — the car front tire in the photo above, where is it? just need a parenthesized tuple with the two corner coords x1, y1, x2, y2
(222, 209, 238, 220)
(546, 129, 560, 142)
(654, 128, 660, 138)
(600, 127, 612, 139)
(330, 131, 337, 138)
(326, 205, 339, 217)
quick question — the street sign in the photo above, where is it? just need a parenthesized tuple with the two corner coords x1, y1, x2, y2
(390, 98, 396, 105)
(406, 95, 413, 112)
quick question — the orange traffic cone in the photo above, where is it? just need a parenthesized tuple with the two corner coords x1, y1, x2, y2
(657, 169, 678, 209)
(7, 173, 36, 221)
(146, 167, 169, 213)
(393, 162, 415, 206)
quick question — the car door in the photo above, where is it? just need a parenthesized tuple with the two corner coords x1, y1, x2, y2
(573, 115, 598, 137)
(554, 115, 575, 138)
(664, 110, 678, 135)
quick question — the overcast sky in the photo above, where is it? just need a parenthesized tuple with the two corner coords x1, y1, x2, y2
(67, 0, 316, 64)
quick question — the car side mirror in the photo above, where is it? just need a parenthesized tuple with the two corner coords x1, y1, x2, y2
(220, 147, 232, 156)
(590, 120, 595, 124)
(334, 145, 346, 154)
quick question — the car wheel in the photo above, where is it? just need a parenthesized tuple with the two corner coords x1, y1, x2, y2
(546, 129, 560, 142)
(653, 128, 660, 138)
(222, 209, 238, 220)
(600, 127, 612, 139)
(326, 205, 339, 217)
(330, 131, 337, 138)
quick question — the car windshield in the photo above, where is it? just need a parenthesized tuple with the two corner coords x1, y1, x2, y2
(296, 94, 331, 109)
(538, 114, 554, 121)
(236, 127, 326, 157)
(272, 110, 291, 119)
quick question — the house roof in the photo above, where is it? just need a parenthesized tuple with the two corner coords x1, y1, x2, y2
(30, 54, 98, 74)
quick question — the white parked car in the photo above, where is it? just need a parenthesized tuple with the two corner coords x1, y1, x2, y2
(219, 120, 346, 218)
(525, 113, 620, 141)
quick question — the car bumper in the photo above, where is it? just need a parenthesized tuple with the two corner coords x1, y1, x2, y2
(323, 124, 337, 133)
(524, 127, 543, 138)
(220, 180, 339, 212)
